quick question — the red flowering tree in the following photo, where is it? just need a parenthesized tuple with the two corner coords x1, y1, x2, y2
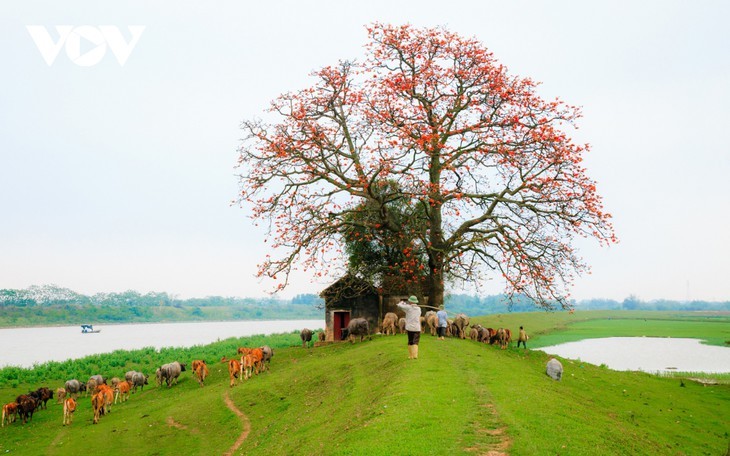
(236, 23, 616, 309)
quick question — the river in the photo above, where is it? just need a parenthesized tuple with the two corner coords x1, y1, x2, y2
(0, 320, 324, 368)
(539, 337, 730, 374)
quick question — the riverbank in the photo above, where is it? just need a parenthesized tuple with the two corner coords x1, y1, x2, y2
(1, 327, 728, 455)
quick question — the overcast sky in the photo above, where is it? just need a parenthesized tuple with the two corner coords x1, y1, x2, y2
(1, 1, 728, 302)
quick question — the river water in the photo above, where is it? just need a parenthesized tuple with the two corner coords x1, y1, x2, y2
(539, 337, 730, 374)
(0, 320, 324, 368)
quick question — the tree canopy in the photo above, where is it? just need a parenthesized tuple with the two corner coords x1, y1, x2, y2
(236, 23, 616, 309)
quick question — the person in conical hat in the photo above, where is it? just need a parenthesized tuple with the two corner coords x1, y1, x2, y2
(397, 296, 422, 359)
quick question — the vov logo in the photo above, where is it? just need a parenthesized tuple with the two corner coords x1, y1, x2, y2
(27, 25, 145, 67)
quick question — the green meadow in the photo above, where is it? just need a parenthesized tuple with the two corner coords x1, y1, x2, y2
(0, 311, 728, 455)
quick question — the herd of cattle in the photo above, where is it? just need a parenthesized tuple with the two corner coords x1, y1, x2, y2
(1, 344, 274, 428)
(2, 315, 518, 429)
(300, 311, 517, 349)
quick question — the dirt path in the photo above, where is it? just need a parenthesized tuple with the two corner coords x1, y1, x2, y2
(223, 391, 251, 456)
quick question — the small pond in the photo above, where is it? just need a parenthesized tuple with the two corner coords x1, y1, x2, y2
(539, 337, 730, 373)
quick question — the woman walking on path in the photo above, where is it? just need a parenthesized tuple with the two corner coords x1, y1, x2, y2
(397, 296, 423, 359)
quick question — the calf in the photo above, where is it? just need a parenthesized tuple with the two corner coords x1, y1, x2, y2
(56, 388, 66, 404)
(192, 360, 209, 387)
(114, 381, 131, 403)
(381, 312, 398, 336)
(2, 402, 18, 427)
(241, 354, 255, 380)
(62, 397, 76, 426)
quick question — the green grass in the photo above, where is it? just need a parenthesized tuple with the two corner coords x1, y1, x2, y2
(1, 311, 729, 455)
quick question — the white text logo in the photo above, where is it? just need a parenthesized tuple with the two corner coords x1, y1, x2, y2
(27, 25, 145, 67)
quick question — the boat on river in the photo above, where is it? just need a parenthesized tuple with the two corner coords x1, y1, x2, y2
(81, 324, 101, 334)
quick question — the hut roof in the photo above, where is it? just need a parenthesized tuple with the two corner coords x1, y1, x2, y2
(320, 275, 379, 300)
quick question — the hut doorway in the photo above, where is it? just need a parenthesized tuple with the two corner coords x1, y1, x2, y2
(333, 311, 351, 341)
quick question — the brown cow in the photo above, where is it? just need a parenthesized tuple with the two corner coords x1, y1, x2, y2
(497, 328, 508, 349)
(98, 384, 114, 415)
(222, 357, 241, 387)
(2, 402, 18, 427)
(91, 391, 105, 424)
(114, 381, 131, 404)
(62, 397, 76, 426)
(193, 360, 209, 387)
(56, 388, 66, 404)
(381, 312, 398, 336)
(241, 354, 255, 380)
(425, 311, 438, 336)
(15, 395, 38, 424)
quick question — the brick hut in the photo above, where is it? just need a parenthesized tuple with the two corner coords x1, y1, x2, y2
(320, 275, 425, 341)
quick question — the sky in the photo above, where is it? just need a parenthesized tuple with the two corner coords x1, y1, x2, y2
(1, 1, 728, 302)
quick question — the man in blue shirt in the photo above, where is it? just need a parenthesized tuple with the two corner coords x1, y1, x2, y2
(436, 306, 448, 340)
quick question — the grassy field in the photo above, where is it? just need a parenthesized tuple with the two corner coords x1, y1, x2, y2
(0, 311, 728, 455)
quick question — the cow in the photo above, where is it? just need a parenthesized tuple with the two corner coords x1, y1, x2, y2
(131, 372, 148, 393)
(260, 345, 274, 372)
(300, 328, 313, 348)
(381, 312, 398, 336)
(222, 357, 241, 387)
(192, 360, 209, 387)
(241, 353, 255, 380)
(453, 313, 470, 339)
(496, 328, 508, 349)
(504, 328, 513, 348)
(114, 381, 131, 403)
(346, 318, 370, 343)
(15, 395, 38, 424)
(64, 379, 83, 398)
(32, 387, 54, 409)
(469, 325, 480, 341)
(91, 391, 105, 424)
(425, 311, 438, 336)
(86, 379, 98, 396)
(397, 317, 406, 334)
(110, 377, 121, 388)
(2, 402, 18, 427)
(89, 375, 106, 386)
(98, 384, 114, 415)
(62, 397, 76, 426)
(158, 362, 186, 387)
(317, 331, 325, 342)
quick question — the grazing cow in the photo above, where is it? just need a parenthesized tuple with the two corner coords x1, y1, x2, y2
(64, 379, 83, 398)
(114, 381, 131, 403)
(15, 395, 38, 424)
(346, 318, 370, 343)
(62, 397, 76, 426)
(300, 328, 313, 348)
(2, 402, 18, 427)
(425, 311, 438, 336)
(381, 312, 398, 336)
(158, 362, 186, 387)
(453, 313, 470, 339)
(131, 372, 148, 393)
(397, 317, 406, 334)
(192, 360, 209, 387)
(260, 345, 274, 372)
(91, 391, 105, 424)
(504, 328, 513, 348)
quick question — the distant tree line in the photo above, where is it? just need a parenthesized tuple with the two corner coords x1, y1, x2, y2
(444, 293, 730, 316)
(0, 285, 323, 327)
